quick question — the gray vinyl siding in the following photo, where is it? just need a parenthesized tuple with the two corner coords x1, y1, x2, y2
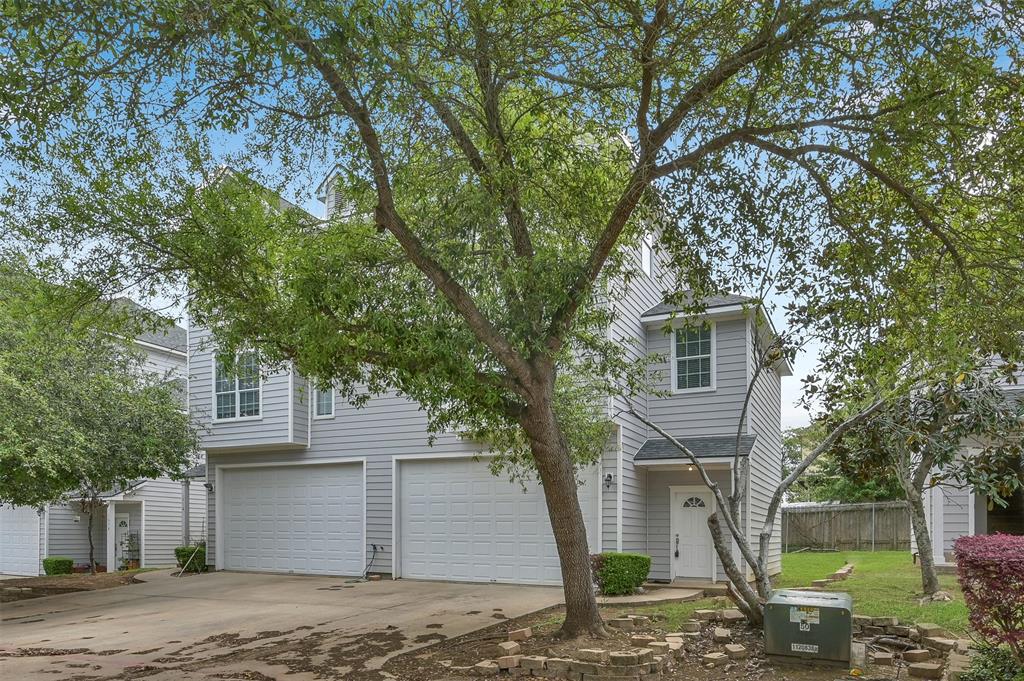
(190, 326, 296, 449)
(47, 502, 106, 567)
(140, 344, 185, 379)
(188, 478, 209, 542)
(939, 486, 971, 557)
(645, 467, 733, 582)
(746, 320, 784, 575)
(606, 234, 671, 555)
(646, 318, 749, 437)
(135, 477, 195, 567)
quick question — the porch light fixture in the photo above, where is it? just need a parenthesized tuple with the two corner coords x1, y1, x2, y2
(687, 465, 693, 472)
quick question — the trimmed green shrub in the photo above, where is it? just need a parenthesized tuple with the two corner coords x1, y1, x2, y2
(959, 645, 1024, 681)
(591, 552, 651, 596)
(173, 543, 208, 572)
(42, 556, 74, 575)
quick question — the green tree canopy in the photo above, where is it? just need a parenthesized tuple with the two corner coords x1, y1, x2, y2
(0, 265, 200, 509)
(2, 0, 1022, 634)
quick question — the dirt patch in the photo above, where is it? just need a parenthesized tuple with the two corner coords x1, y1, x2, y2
(0, 572, 145, 603)
(383, 606, 894, 681)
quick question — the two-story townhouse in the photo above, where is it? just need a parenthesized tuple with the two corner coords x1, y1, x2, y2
(0, 303, 207, 576)
(191, 171, 791, 587)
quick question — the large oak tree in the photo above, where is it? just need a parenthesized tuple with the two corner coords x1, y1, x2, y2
(2, 1, 1023, 635)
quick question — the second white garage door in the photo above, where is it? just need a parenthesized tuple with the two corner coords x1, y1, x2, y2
(0, 505, 41, 576)
(221, 463, 364, 576)
(398, 458, 597, 585)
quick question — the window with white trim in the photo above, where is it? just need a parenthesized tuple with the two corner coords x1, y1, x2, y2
(314, 385, 334, 418)
(674, 325, 713, 390)
(214, 351, 260, 419)
(640, 232, 653, 276)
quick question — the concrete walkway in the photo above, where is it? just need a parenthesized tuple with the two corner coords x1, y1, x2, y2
(0, 569, 563, 680)
(596, 586, 704, 606)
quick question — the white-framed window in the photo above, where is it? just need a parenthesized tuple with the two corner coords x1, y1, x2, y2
(640, 232, 653, 276)
(314, 385, 335, 418)
(214, 351, 261, 420)
(672, 323, 715, 392)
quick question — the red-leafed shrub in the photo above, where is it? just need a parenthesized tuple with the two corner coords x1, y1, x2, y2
(954, 533, 1024, 660)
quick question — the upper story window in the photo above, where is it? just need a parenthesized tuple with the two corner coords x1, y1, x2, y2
(314, 385, 335, 418)
(673, 324, 715, 392)
(640, 233, 653, 276)
(214, 351, 261, 420)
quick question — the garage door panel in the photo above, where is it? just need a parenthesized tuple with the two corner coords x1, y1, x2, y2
(0, 506, 41, 576)
(222, 464, 363, 576)
(399, 458, 596, 585)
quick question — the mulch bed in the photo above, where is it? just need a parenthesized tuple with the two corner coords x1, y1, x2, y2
(0, 571, 144, 603)
(383, 605, 893, 681)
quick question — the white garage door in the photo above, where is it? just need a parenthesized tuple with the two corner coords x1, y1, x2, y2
(399, 458, 597, 585)
(0, 505, 41, 576)
(221, 463, 364, 576)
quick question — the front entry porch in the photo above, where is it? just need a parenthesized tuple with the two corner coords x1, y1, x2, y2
(641, 460, 741, 584)
(104, 500, 144, 571)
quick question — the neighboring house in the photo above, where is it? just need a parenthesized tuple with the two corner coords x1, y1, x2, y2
(0, 308, 207, 576)
(915, 387, 1024, 566)
(189, 172, 791, 586)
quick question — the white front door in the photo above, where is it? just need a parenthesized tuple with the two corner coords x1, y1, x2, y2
(670, 489, 713, 580)
(114, 513, 130, 568)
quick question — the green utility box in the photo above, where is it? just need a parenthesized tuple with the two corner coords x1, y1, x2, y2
(764, 589, 852, 664)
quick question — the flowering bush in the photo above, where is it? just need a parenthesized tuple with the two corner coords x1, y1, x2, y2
(954, 533, 1024, 661)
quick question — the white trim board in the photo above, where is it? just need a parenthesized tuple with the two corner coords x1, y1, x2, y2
(669, 321, 717, 395)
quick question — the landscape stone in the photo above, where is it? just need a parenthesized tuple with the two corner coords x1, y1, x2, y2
(664, 636, 683, 644)
(547, 658, 571, 674)
(811, 579, 831, 587)
(724, 644, 748, 659)
(607, 617, 635, 631)
(496, 641, 521, 656)
(954, 639, 974, 653)
(647, 642, 670, 655)
(682, 631, 702, 640)
(852, 615, 873, 626)
(568, 660, 598, 674)
(508, 627, 533, 641)
(496, 655, 521, 669)
(666, 641, 683, 657)
(702, 652, 728, 667)
(628, 615, 651, 625)
(694, 609, 718, 620)
(872, 616, 899, 627)
(630, 635, 657, 647)
(916, 623, 945, 637)
(520, 655, 547, 671)
(713, 627, 731, 643)
(635, 649, 654, 664)
(871, 651, 894, 666)
(720, 609, 745, 623)
(864, 626, 885, 636)
(908, 662, 943, 679)
(609, 651, 639, 666)
(923, 636, 956, 652)
(904, 649, 932, 662)
(577, 650, 609, 663)
(680, 620, 702, 632)
(886, 625, 912, 637)
(472, 660, 500, 676)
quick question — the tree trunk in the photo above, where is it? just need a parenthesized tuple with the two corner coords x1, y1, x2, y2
(86, 504, 97, 575)
(906, 490, 941, 596)
(708, 514, 763, 625)
(520, 375, 605, 638)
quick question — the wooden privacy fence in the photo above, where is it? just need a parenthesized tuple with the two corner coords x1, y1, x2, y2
(781, 501, 911, 552)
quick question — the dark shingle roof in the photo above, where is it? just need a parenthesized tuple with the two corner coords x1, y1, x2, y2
(111, 298, 187, 352)
(641, 293, 756, 319)
(636, 435, 757, 461)
(184, 463, 206, 479)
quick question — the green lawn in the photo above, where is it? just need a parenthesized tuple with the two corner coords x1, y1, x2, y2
(778, 550, 970, 634)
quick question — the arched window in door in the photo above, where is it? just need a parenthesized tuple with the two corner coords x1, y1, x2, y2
(681, 496, 706, 508)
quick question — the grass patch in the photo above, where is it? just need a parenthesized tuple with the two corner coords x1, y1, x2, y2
(779, 550, 970, 634)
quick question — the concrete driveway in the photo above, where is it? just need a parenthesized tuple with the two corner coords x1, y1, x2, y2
(0, 569, 563, 680)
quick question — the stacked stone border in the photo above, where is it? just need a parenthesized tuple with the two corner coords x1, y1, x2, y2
(459, 609, 750, 679)
(854, 618, 976, 680)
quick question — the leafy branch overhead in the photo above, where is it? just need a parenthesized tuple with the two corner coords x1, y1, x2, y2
(2, 0, 1022, 636)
